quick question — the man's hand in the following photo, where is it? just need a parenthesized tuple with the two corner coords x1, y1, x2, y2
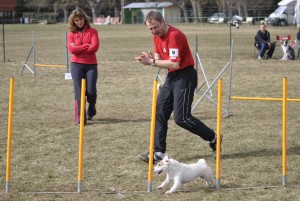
(134, 52, 153, 65)
(268, 42, 271, 47)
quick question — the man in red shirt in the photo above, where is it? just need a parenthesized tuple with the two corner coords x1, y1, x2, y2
(135, 11, 219, 163)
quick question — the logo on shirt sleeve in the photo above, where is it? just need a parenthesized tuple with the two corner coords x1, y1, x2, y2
(169, 48, 178, 59)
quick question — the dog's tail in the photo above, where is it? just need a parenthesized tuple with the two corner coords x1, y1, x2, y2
(198, 159, 207, 165)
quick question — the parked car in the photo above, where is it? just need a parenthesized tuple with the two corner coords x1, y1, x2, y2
(208, 12, 227, 23)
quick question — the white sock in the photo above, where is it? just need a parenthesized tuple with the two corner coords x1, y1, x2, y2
(155, 152, 165, 158)
(211, 135, 216, 143)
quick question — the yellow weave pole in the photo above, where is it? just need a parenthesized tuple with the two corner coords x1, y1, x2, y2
(148, 79, 158, 192)
(282, 77, 287, 186)
(216, 79, 222, 188)
(6, 77, 15, 193)
(78, 79, 86, 193)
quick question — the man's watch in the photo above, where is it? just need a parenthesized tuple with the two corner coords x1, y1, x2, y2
(152, 59, 156, 66)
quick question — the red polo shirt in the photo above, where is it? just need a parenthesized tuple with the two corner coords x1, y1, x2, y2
(153, 25, 194, 72)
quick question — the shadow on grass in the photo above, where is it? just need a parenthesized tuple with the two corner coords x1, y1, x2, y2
(222, 146, 300, 159)
(182, 146, 300, 161)
(87, 117, 151, 124)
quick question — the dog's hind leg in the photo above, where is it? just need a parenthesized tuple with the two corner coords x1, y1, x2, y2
(166, 177, 181, 194)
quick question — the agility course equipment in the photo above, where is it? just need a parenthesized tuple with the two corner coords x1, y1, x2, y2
(145, 76, 299, 191)
(78, 79, 86, 193)
(194, 36, 213, 97)
(147, 79, 158, 192)
(215, 79, 222, 188)
(216, 77, 300, 187)
(147, 73, 159, 192)
(20, 31, 69, 76)
(4, 78, 87, 193)
(5, 77, 15, 193)
(191, 37, 232, 116)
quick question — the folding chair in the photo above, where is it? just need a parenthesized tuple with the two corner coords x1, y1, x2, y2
(253, 36, 260, 58)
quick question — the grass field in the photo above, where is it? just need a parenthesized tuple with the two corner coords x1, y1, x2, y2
(0, 23, 300, 200)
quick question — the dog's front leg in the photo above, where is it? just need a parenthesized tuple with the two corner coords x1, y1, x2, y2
(205, 175, 216, 188)
(158, 175, 171, 189)
(166, 177, 181, 194)
(281, 56, 287, 60)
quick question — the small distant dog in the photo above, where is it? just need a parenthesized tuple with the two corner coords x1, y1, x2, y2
(153, 154, 215, 194)
(281, 40, 295, 60)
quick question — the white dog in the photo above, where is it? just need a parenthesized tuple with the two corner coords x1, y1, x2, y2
(281, 40, 295, 60)
(153, 154, 215, 194)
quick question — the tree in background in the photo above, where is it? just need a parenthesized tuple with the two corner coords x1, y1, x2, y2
(54, 0, 79, 23)
(17, 0, 280, 23)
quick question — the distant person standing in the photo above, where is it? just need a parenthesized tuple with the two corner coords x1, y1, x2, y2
(295, 0, 300, 28)
(297, 27, 300, 58)
(255, 23, 276, 59)
(135, 11, 219, 163)
(67, 8, 99, 125)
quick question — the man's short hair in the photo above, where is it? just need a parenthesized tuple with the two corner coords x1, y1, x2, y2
(145, 11, 164, 24)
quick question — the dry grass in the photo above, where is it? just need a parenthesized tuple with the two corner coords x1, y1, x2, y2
(0, 23, 299, 200)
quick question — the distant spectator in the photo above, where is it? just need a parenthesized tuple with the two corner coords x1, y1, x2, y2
(297, 27, 300, 58)
(20, 17, 25, 24)
(255, 23, 276, 59)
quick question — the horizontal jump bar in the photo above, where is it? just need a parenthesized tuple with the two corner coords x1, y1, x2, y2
(34, 64, 66, 68)
(230, 96, 300, 102)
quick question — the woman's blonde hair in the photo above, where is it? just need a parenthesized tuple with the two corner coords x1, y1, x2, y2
(68, 8, 90, 32)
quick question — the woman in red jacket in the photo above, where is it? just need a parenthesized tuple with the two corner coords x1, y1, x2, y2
(67, 8, 99, 125)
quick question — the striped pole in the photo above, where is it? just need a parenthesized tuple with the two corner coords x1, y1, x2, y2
(148, 79, 158, 192)
(78, 79, 86, 193)
(216, 79, 222, 188)
(6, 77, 15, 193)
(282, 77, 287, 186)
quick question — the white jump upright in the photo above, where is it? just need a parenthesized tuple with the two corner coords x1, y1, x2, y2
(20, 31, 35, 76)
(192, 36, 232, 116)
(20, 31, 69, 76)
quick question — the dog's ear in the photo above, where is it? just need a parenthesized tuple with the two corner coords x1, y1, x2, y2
(163, 154, 170, 163)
